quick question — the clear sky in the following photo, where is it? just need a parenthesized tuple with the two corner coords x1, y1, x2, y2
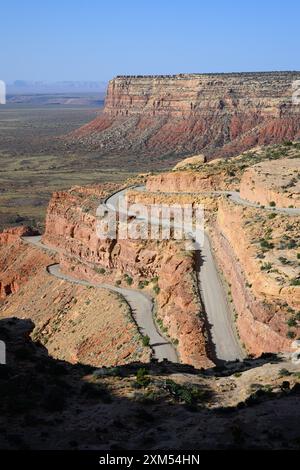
(2, 0, 300, 82)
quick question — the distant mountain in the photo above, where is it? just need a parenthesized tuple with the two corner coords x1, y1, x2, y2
(5, 93, 104, 107)
(7, 80, 107, 94)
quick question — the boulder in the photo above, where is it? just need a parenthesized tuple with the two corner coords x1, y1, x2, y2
(173, 154, 206, 170)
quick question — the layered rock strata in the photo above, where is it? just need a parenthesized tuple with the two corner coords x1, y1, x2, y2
(43, 185, 212, 368)
(70, 72, 300, 157)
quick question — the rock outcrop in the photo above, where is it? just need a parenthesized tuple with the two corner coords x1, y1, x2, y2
(210, 198, 300, 354)
(70, 72, 300, 158)
(0, 226, 38, 245)
(0, 229, 55, 299)
(146, 169, 227, 193)
(42, 184, 212, 368)
(174, 154, 206, 169)
(141, 145, 300, 356)
(240, 157, 300, 208)
(0, 225, 150, 367)
(2, 268, 150, 367)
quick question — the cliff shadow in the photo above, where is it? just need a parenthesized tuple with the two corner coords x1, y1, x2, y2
(0, 317, 294, 451)
(194, 249, 220, 366)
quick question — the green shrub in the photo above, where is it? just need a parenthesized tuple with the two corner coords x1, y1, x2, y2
(125, 276, 133, 286)
(165, 380, 210, 405)
(287, 239, 297, 249)
(269, 201, 276, 207)
(261, 262, 272, 271)
(138, 280, 149, 289)
(153, 285, 160, 295)
(260, 239, 274, 250)
(94, 367, 121, 377)
(94, 266, 105, 275)
(234, 372, 242, 378)
(287, 330, 296, 339)
(278, 368, 291, 377)
(136, 368, 150, 387)
(268, 213, 276, 220)
(142, 335, 150, 347)
(290, 278, 300, 286)
(287, 318, 297, 328)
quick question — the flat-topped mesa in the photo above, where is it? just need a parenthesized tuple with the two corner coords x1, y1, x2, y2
(105, 72, 300, 118)
(70, 72, 300, 158)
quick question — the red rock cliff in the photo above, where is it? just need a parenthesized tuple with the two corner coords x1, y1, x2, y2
(43, 185, 212, 368)
(70, 72, 300, 158)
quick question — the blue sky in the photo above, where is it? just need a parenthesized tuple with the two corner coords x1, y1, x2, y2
(1, 0, 300, 82)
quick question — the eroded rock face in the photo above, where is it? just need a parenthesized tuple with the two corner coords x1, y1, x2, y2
(174, 154, 206, 169)
(156, 248, 212, 368)
(211, 224, 291, 355)
(141, 147, 300, 357)
(240, 158, 300, 208)
(42, 185, 212, 368)
(146, 169, 227, 193)
(210, 198, 300, 354)
(0, 224, 150, 367)
(126, 188, 219, 214)
(1, 269, 150, 367)
(70, 72, 300, 158)
(0, 226, 37, 245)
(0, 232, 55, 299)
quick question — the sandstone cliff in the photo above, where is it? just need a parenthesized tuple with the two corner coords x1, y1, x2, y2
(0, 226, 150, 367)
(140, 145, 300, 356)
(0, 227, 54, 299)
(211, 198, 300, 355)
(42, 184, 212, 368)
(240, 157, 300, 208)
(70, 72, 300, 158)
